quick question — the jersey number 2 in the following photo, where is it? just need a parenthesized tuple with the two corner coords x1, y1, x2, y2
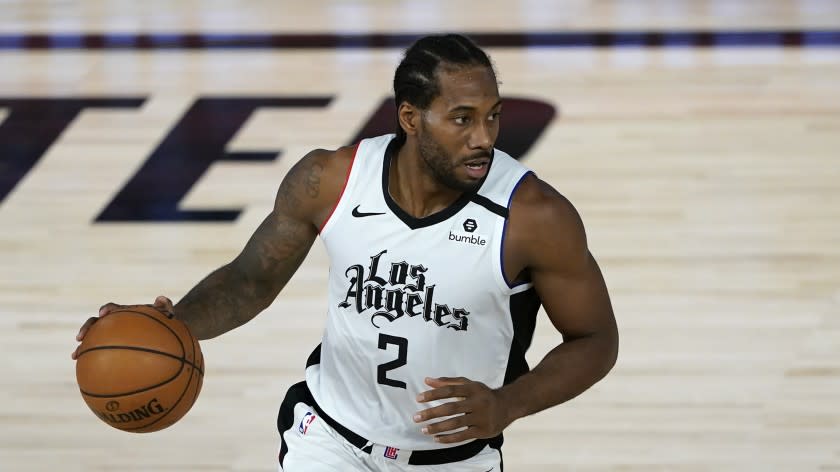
(377, 334, 407, 389)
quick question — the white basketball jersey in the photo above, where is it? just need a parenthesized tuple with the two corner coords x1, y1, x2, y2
(307, 134, 541, 450)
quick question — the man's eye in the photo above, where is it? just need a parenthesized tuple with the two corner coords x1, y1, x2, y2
(454, 116, 470, 125)
(489, 112, 501, 121)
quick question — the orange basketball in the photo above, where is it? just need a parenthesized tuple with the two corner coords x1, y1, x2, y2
(75, 305, 204, 433)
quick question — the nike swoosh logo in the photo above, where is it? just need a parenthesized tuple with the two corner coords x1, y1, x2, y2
(352, 205, 386, 218)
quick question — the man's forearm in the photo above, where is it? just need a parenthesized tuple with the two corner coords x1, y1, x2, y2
(497, 332, 618, 424)
(174, 262, 277, 340)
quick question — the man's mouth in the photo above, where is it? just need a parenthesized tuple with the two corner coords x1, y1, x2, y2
(463, 158, 490, 178)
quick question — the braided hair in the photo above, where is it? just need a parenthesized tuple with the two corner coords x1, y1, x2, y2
(392, 34, 496, 145)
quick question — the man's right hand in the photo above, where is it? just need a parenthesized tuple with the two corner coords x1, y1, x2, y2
(71, 295, 174, 360)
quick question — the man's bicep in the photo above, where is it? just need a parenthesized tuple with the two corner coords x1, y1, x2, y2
(230, 149, 332, 290)
(520, 181, 615, 339)
(233, 209, 317, 288)
(532, 253, 615, 340)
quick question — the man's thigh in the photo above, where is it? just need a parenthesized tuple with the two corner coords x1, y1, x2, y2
(278, 401, 371, 472)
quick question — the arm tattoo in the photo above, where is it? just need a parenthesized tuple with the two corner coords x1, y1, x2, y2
(175, 154, 324, 339)
(275, 157, 324, 213)
(305, 162, 323, 198)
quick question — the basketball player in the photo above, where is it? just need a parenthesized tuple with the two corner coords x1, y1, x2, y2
(73, 34, 618, 471)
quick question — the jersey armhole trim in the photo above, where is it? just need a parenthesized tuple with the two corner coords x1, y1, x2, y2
(500, 170, 535, 289)
(470, 193, 509, 218)
(318, 143, 360, 234)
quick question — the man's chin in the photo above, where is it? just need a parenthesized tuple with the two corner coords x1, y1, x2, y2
(450, 176, 483, 193)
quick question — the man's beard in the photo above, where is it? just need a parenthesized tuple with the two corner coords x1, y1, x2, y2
(417, 131, 490, 193)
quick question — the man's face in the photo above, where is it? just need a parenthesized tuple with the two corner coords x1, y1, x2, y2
(416, 65, 501, 192)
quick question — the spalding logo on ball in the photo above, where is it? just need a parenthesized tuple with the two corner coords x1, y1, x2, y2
(75, 305, 204, 432)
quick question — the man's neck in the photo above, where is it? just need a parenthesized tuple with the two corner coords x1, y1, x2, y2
(389, 143, 463, 219)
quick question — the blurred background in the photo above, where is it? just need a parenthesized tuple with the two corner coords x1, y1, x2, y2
(1, 1, 839, 470)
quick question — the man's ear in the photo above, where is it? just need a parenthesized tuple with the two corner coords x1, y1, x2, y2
(398, 102, 421, 137)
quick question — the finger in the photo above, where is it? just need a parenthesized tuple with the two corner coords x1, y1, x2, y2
(71, 345, 81, 360)
(98, 302, 122, 316)
(417, 384, 471, 403)
(76, 316, 99, 341)
(433, 428, 476, 444)
(424, 376, 469, 388)
(153, 296, 175, 316)
(414, 400, 469, 422)
(421, 414, 470, 435)
(154, 295, 173, 310)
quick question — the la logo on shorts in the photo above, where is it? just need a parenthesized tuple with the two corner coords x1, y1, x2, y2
(298, 411, 317, 435)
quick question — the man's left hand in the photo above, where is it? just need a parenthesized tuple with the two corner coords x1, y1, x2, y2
(413, 377, 512, 444)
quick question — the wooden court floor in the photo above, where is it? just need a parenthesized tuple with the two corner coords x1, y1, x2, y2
(1, 1, 839, 470)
